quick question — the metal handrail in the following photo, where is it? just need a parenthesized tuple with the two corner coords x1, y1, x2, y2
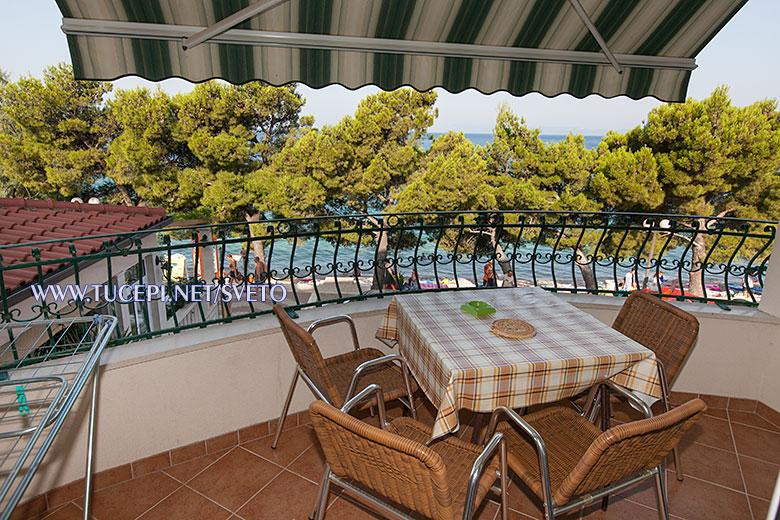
(0, 210, 774, 354)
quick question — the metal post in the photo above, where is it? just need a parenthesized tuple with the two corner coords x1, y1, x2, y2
(312, 466, 332, 520)
(272, 369, 299, 449)
(82, 365, 100, 520)
(655, 467, 670, 520)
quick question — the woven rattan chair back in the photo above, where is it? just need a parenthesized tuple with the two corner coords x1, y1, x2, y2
(555, 398, 706, 505)
(309, 400, 458, 520)
(612, 292, 699, 383)
(273, 304, 341, 405)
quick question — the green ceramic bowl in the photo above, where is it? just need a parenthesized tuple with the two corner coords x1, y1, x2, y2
(460, 301, 496, 316)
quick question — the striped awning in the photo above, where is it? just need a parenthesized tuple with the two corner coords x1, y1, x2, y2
(56, 0, 747, 102)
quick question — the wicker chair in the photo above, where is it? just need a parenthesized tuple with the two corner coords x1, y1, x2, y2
(271, 304, 417, 449)
(308, 384, 508, 520)
(485, 393, 707, 520)
(611, 291, 700, 480)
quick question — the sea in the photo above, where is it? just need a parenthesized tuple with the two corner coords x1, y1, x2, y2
(425, 133, 604, 150)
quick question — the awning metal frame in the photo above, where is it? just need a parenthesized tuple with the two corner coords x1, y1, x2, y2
(182, 0, 625, 74)
(182, 0, 290, 50)
(61, 17, 697, 71)
(567, 0, 623, 74)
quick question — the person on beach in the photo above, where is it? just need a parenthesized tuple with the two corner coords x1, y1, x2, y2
(502, 269, 516, 287)
(623, 270, 635, 292)
(254, 257, 267, 284)
(383, 259, 398, 290)
(482, 264, 497, 287)
(403, 268, 420, 291)
(228, 255, 240, 284)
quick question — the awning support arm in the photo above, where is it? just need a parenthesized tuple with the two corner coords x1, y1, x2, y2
(567, 0, 623, 74)
(182, 0, 290, 50)
(61, 18, 696, 71)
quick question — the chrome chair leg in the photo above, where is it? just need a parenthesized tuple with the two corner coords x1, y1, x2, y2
(655, 466, 670, 520)
(311, 464, 332, 520)
(401, 360, 417, 420)
(671, 446, 684, 481)
(272, 368, 299, 449)
(658, 364, 684, 481)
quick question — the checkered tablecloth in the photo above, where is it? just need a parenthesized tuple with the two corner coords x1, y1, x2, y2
(376, 287, 662, 438)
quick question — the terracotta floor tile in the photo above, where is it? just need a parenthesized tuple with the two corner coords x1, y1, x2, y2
(132, 452, 172, 477)
(287, 444, 326, 483)
(457, 420, 479, 443)
(267, 413, 301, 439)
(242, 425, 316, 467)
(414, 397, 438, 428)
(9, 495, 47, 520)
(46, 480, 85, 510)
(138, 486, 231, 520)
(473, 499, 500, 520)
(164, 451, 227, 483)
(684, 414, 734, 451)
(297, 410, 313, 426)
(748, 496, 770, 520)
(239, 423, 270, 444)
(614, 477, 660, 509)
(207, 431, 238, 453)
(739, 456, 780, 500)
(187, 448, 283, 511)
(611, 400, 646, 423)
(728, 397, 757, 412)
(732, 423, 780, 465)
(322, 494, 393, 519)
(170, 441, 207, 465)
(39, 503, 84, 520)
(699, 394, 728, 410)
(670, 392, 698, 407)
(728, 411, 780, 433)
(703, 408, 729, 420)
(505, 479, 579, 520)
(664, 472, 752, 520)
(672, 440, 745, 490)
(578, 497, 661, 519)
(507, 509, 537, 520)
(757, 402, 780, 429)
(93, 464, 133, 491)
(237, 470, 317, 519)
(505, 478, 543, 518)
(90, 471, 181, 520)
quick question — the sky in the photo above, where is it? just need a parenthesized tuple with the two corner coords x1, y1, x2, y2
(1, 0, 778, 135)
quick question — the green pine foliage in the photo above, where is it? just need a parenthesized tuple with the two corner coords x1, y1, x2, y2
(0, 67, 778, 261)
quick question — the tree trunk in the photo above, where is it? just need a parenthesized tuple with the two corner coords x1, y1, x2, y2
(687, 218, 708, 298)
(489, 228, 511, 274)
(244, 212, 266, 264)
(575, 247, 597, 291)
(116, 185, 134, 206)
(371, 226, 390, 290)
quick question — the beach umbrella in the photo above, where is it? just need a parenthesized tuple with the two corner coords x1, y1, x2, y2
(57, 0, 745, 102)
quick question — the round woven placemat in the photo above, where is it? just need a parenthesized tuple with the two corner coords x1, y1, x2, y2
(490, 319, 536, 340)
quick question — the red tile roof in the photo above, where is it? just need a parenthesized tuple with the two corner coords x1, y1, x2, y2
(0, 199, 169, 294)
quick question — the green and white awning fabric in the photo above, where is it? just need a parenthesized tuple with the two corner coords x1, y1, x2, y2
(56, 0, 747, 102)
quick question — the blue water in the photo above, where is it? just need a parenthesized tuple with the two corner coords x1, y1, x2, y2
(426, 133, 604, 150)
(171, 235, 706, 292)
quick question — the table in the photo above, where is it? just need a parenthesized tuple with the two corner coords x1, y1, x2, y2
(375, 287, 661, 439)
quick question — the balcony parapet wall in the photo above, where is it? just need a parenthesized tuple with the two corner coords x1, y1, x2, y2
(13, 292, 780, 503)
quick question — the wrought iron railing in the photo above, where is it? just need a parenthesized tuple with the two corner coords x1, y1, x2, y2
(0, 211, 775, 347)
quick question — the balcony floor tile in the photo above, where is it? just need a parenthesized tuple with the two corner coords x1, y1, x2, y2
(16, 396, 780, 520)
